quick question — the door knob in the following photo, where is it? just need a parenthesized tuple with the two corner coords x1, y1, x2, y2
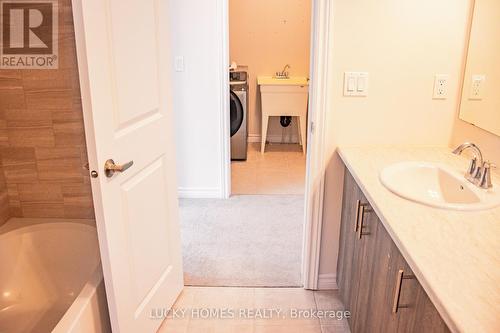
(104, 159, 134, 178)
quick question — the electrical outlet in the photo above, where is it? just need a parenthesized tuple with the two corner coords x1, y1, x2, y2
(433, 74, 449, 99)
(469, 75, 485, 100)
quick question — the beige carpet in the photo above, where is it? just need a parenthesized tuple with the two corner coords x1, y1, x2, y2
(179, 195, 304, 287)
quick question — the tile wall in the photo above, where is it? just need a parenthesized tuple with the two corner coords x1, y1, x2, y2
(0, 0, 94, 221)
(0, 164, 7, 224)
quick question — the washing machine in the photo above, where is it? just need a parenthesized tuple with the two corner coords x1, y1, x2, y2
(229, 71, 248, 160)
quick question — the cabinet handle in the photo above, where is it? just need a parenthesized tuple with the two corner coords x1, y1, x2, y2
(354, 200, 370, 232)
(356, 201, 372, 239)
(392, 269, 415, 313)
(354, 200, 362, 232)
(357, 205, 366, 239)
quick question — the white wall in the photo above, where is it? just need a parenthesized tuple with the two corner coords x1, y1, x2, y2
(169, 0, 226, 198)
(318, 0, 472, 277)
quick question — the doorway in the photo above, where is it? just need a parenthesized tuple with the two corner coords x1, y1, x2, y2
(179, 0, 315, 287)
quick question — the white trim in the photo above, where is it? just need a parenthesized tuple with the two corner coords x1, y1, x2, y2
(217, 0, 231, 199)
(178, 187, 223, 199)
(247, 134, 300, 144)
(302, 0, 332, 290)
(317, 273, 338, 290)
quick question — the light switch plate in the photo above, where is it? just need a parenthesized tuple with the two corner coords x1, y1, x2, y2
(174, 56, 185, 72)
(433, 74, 449, 99)
(344, 72, 369, 97)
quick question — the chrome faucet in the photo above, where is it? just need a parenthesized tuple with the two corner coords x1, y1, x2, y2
(452, 143, 496, 189)
(275, 64, 290, 79)
(478, 161, 496, 189)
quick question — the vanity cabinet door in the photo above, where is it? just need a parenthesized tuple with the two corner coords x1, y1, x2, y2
(364, 214, 451, 333)
(358, 215, 400, 332)
(350, 204, 381, 333)
(337, 168, 380, 330)
(410, 286, 451, 333)
(385, 244, 420, 332)
(386, 240, 450, 333)
(337, 168, 366, 327)
(338, 167, 450, 333)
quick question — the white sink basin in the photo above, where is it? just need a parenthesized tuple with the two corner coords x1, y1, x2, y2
(380, 162, 500, 211)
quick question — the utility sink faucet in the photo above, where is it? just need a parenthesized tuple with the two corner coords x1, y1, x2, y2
(275, 64, 290, 79)
(452, 142, 496, 189)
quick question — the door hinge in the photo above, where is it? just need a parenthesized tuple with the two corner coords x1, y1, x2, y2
(310, 121, 315, 134)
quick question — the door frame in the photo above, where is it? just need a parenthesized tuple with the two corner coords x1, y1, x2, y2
(219, 0, 332, 289)
(218, 0, 231, 199)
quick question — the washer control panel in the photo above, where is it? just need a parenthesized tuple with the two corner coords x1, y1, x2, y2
(229, 71, 248, 82)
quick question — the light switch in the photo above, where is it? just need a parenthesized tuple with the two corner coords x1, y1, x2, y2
(356, 73, 368, 96)
(469, 74, 485, 100)
(174, 56, 185, 72)
(344, 72, 369, 96)
(344, 72, 355, 96)
(357, 77, 365, 92)
(348, 77, 356, 92)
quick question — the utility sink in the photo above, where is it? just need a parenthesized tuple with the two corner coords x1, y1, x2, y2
(257, 76, 309, 86)
(257, 76, 309, 154)
(379, 162, 500, 211)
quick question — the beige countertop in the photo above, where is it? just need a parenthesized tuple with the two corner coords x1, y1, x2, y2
(338, 146, 500, 333)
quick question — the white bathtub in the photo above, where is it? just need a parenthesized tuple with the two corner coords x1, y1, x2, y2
(0, 218, 111, 333)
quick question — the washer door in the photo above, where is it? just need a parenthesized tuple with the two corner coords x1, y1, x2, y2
(230, 90, 244, 137)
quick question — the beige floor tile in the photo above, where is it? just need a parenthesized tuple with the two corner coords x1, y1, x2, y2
(263, 142, 303, 153)
(255, 170, 304, 195)
(321, 323, 351, 333)
(190, 286, 255, 309)
(159, 287, 256, 332)
(174, 287, 198, 306)
(254, 288, 316, 308)
(232, 143, 306, 195)
(158, 287, 350, 333)
(187, 319, 254, 333)
(160, 288, 195, 326)
(253, 288, 318, 326)
(231, 163, 258, 194)
(254, 323, 321, 333)
(313, 290, 345, 310)
(314, 290, 351, 330)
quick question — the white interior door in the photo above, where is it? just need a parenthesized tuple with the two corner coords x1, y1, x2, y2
(72, 1, 183, 332)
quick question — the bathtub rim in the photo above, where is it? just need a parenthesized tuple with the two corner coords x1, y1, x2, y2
(0, 217, 97, 236)
(51, 264, 106, 333)
(0, 217, 106, 333)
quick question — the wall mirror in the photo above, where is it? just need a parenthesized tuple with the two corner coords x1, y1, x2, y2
(459, 0, 500, 136)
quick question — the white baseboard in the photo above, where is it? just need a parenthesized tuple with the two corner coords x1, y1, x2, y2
(317, 273, 338, 290)
(247, 134, 299, 144)
(178, 187, 222, 199)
